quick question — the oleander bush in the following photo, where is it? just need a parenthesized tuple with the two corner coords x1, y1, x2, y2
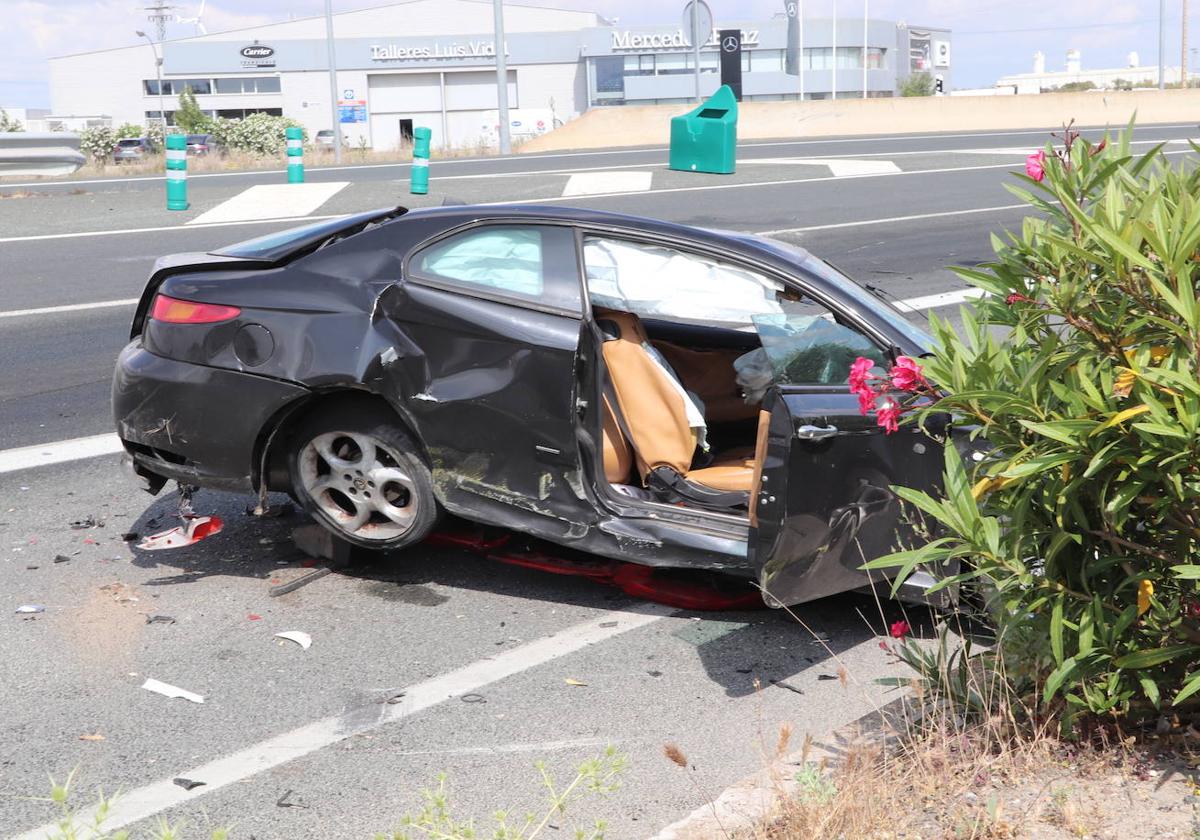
(864, 121, 1200, 730)
(207, 113, 306, 156)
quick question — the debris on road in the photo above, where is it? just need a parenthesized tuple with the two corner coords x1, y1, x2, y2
(53, 554, 71, 564)
(275, 789, 309, 809)
(173, 778, 206, 791)
(121, 532, 139, 542)
(137, 515, 224, 551)
(461, 693, 486, 703)
(69, 515, 104, 530)
(15, 604, 44, 614)
(145, 614, 176, 625)
(564, 678, 588, 687)
(247, 613, 262, 621)
(141, 678, 204, 704)
(78, 733, 105, 741)
(274, 630, 312, 650)
(268, 565, 334, 597)
(246, 501, 295, 518)
(772, 679, 806, 696)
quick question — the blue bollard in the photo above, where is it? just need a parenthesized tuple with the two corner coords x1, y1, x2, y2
(410, 127, 431, 195)
(286, 126, 304, 183)
(165, 134, 188, 210)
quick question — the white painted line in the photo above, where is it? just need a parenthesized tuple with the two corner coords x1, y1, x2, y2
(2, 123, 1194, 189)
(741, 157, 902, 176)
(188, 182, 348, 225)
(0, 213, 342, 244)
(894, 287, 986, 311)
(752, 202, 1028, 236)
(0, 433, 123, 474)
(12, 604, 672, 840)
(0, 298, 139, 320)
(562, 170, 652, 196)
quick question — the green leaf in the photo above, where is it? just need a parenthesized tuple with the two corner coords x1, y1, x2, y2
(1043, 656, 1078, 702)
(1172, 672, 1200, 705)
(1050, 596, 1065, 666)
(1113, 645, 1200, 669)
(1169, 564, 1200, 579)
(1139, 675, 1161, 708)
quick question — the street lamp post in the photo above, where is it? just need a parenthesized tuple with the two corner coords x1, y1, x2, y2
(324, 0, 342, 164)
(493, 0, 512, 155)
(1159, 0, 1167, 89)
(135, 30, 166, 128)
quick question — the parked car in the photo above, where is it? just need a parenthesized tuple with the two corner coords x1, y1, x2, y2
(314, 129, 347, 149)
(185, 133, 217, 156)
(112, 205, 951, 608)
(112, 137, 153, 163)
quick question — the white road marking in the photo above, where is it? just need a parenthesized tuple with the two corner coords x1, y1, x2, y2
(892, 288, 987, 311)
(1, 124, 1193, 189)
(753, 202, 1028, 236)
(0, 213, 342, 244)
(0, 298, 139, 320)
(0, 433, 123, 474)
(562, 170, 652, 196)
(188, 182, 349, 225)
(11, 605, 672, 840)
(741, 157, 902, 176)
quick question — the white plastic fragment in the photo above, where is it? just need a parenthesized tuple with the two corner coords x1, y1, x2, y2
(15, 604, 44, 614)
(141, 678, 205, 704)
(274, 631, 312, 650)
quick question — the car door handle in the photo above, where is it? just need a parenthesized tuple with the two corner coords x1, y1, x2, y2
(796, 424, 839, 441)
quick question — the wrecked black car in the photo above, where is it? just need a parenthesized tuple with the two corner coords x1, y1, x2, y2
(112, 205, 949, 607)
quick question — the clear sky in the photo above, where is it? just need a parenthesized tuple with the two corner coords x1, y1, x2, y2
(0, 0, 1188, 109)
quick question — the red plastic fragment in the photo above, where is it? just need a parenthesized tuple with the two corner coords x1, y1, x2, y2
(247, 613, 262, 621)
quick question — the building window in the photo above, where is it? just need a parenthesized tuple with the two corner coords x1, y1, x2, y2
(867, 47, 886, 69)
(214, 78, 244, 94)
(145, 110, 176, 126)
(593, 56, 625, 95)
(254, 76, 281, 93)
(655, 52, 690, 75)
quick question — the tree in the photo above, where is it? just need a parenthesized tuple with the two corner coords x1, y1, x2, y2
(174, 86, 210, 134)
(0, 108, 23, 132)
(899, 71, 935, 97)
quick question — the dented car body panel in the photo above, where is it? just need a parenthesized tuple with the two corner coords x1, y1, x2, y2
(113, 204, 948, 606)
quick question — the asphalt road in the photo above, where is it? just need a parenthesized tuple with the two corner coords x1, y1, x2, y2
(1, 121, 1195, 839)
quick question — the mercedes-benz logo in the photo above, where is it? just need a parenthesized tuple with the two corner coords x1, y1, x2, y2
(722, 35, 739, 51)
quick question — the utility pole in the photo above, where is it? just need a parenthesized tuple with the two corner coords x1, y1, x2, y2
(1160, 0, 1167, 89)
(324, 0, 342, 164)
(1184, 0, 1190, 87)
(494, 0, 511, 155)
(862, 0, 868, 98)
(798, 0, 805, 99)
(831, 0, 837, 100)
(135, 30, 166, 128)
(692, 1, 701, 102)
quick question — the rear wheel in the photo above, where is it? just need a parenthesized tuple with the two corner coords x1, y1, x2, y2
(288, 406, 438, 550)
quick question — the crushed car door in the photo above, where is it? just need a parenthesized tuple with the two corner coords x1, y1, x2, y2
(379, 222, 591, 527)
(748, 303, 946, 607)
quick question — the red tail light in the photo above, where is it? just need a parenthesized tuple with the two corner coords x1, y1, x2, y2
(150, 294, 241, 324)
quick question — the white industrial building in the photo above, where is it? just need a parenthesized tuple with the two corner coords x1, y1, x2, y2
(47, 0, 950, 150)
(996, 49, 1195, 94)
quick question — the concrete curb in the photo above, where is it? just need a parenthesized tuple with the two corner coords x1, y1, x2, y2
(647, 696, 913, 840)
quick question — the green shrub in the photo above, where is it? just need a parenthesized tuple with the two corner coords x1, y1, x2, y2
(865, 122, 1200, 730)
(175, 87, 211, 134)
(900, 71, 935, 97)
(208, 113, 306, 156)
(0, 108, 23, 132)
(78, 126, 118, 161)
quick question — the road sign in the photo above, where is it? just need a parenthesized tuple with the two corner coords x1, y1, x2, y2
(681, 0, 713, 46)
(719, 28, 743, 100)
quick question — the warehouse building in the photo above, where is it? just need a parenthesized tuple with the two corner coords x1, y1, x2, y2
(47, 0, 950, 150)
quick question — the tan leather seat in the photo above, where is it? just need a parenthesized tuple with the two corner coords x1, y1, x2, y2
(595, 309, 755, 500)
(601, 393, 634, 484)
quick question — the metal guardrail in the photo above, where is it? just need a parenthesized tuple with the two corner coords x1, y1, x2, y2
(0, 132, 86, 178)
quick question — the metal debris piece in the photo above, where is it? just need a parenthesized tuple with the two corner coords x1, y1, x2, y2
(273, 630, 312, 650)
(78, 733, 105, 742)
(564, 678, 588, 687)
(121, 532, 139, 542)
(461, 693, 486, 703)
(275, 789, 308, 809)
(137, 516, 224, 551)
(141, 678, 204, 704)
(69, 515, 104, 530)
(177, 483, 198, 518)
(268, 566, 333, 597)
(53, 554, 71, 564)
(772, 679, 806, 696)
(246, 502, 295, 518)
(25, 565, 38, 570)
(145, 614, 176, 625)
(376, 691, 405, 705)
(15, 605, 44, 614)
(173, 778, 205, 791)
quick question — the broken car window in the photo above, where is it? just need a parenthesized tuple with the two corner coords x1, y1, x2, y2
(751, 302, 886, 387)
(412, 224, 582, 313)
(583, 236, 783, 328)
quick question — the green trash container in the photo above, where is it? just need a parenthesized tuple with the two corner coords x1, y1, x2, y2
(668, 85, 738, 175)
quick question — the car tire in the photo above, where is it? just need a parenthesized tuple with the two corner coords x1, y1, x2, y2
(287, 405, 439, 550)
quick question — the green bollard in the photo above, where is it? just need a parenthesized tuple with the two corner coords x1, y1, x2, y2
(165, 134, 188, 211)
(286, 126, 304, 183)
(410, 127, 431, 195)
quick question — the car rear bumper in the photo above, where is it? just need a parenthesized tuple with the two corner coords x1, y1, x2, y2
(112, 341, 310, 493)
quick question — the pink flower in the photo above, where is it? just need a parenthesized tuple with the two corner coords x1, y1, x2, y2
(889, 356, 928, 392)
(876, 399, 903, 434)
(1005, 292, 1031, 305)
(1025, 150, 1046, 182)
(849, 357, 880, 416)
(890, 620, 911, 639)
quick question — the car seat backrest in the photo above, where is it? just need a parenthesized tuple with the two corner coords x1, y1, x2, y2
(595, 308, 696, 481)
(600, 393, 633, 483)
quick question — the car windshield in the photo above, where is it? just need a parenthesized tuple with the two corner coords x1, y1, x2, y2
(212, 208, 406, 261)
(756, 236, 935, 353)
(117, 139, 143, 147)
